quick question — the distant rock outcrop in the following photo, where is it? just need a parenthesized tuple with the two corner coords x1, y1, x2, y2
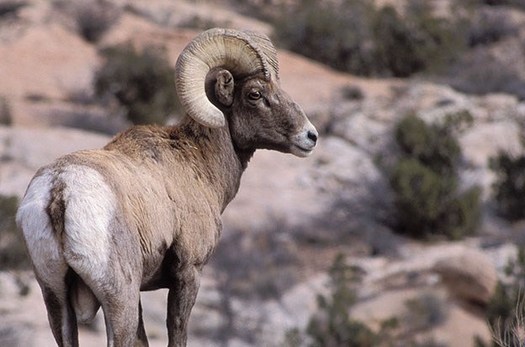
(434, 248, 498, 305)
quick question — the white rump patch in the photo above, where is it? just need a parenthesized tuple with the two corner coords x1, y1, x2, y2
(61, 165, 116, 280)
(16, 172, 66, 286)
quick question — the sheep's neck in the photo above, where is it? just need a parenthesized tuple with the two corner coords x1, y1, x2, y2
(169, 119, 253, 211)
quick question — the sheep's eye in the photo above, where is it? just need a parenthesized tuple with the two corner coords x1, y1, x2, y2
(248, 91, 262, 101)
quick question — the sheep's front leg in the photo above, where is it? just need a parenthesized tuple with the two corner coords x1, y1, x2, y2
(167, 265, 200, 347)
(136, 300, 149, 347)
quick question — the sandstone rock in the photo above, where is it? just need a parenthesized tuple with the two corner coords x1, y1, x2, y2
(222, 139, 328, 233)
(460, 119, 521, 169)
(459, 119, 522, 199)
(0, 23, 97, 101)
(477, 93, 520, 121)
(123, 0, 271, 35)
(0, 126, 109, 197)
(330, 110, 389, 153)
(0, 321, 34, 347)
(434, 248, 498, 305)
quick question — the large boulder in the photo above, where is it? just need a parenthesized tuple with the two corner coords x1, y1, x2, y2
(434, 248, 498, 305)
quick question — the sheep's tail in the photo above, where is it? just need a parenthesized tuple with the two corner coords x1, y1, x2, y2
(46, 176, 101, 324)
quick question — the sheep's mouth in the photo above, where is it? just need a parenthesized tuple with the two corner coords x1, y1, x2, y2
(291, 144, 314, 157)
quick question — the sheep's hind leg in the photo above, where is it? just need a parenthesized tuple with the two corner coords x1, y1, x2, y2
(38, 271, 79, 347)
(167, 265, 201, 347)
(66, 249, 144, 346)
(97, 282, 142, 347)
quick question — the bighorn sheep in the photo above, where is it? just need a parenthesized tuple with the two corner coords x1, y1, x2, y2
(16, 28, 318, 346)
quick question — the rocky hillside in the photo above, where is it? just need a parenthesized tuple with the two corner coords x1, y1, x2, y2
(1, 1, 525, 346)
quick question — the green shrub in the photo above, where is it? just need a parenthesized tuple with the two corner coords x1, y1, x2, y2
(373, 3, 464, 77)
(395, 114, 463, 176)
(404, 293, 449, 330)
(390, 158, 454, 237)
(467, 8, 519, 47)
(52, 0, 119, 43)
(490, 151, 525, 221)
(0, 195, 30, 270)
(283, 328, 303, 347)
(476, 247, 525, 347)
(306, 254, 378, 347)
(372, 6, 419, 77)
(273, 0, 378, 76)
(290, 255, 453, 346)
(94, 43, 180, 125)
(0, 1, 26, 18)
(73, 0, 119, 43)
(480, 0, 525, 9)
(389, 113, 481, 239)
(442, 186, 482, 240)
(341, 84, 365, 101)
(273, 0, 465, 77)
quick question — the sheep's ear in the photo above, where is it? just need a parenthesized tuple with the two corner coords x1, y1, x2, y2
(215, 70, 234, 107)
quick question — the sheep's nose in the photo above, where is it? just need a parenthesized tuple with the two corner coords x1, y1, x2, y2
(307, 130, 318, 144)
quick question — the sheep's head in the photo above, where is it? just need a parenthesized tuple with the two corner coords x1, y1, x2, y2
(175, 28, 318, 157)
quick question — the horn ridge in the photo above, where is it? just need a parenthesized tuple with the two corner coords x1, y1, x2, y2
(175, 28, 278, 128)
(243, 30, 279, 80)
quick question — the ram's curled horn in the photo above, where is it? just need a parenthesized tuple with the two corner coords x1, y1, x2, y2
(175, 28, 279, 128)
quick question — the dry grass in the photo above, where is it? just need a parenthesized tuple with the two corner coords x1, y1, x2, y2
(491, 290, 525, 347)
